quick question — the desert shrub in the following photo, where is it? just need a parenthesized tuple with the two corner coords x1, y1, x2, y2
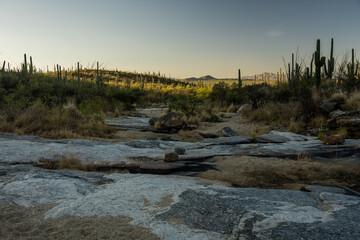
(210, 82, 229, 105)
(168, 93, 203, 118)
(273, 85, 292, 103)
(294, 84, 320, 121)
(0, 72, 21, 90)
(225, 83, 244, 105)
(78, 97, 107, 116)
(243, 84, 273, 109)
(246, 101, 300, 126)
(199, 102, 221, 122)
(196, 87, 212, 99)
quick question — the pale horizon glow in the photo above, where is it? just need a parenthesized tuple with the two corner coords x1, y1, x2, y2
(1, 0, 360, 79)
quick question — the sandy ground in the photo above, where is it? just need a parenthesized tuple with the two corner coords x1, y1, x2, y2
(0, 204, 159, 240)
(198, 155, 360, 192)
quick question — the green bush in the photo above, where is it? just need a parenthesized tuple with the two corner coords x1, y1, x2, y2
(210, 82, 229, 105)
(168, 93, 202, 118)
(244, 84, 273, 109)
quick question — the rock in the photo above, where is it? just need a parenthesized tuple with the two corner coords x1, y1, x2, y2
(105, 117, 152, 131)
(203, 136, 252, 145)
(269, 131, 313, 141)
(321, 136, 345, 145)
(320, 102, 338, 114)
(1, 132, 360, 167)
(148, 117, 159, 126)
(175, 147, 186, 155)
(218, 127, 238, 137)
(301, 184, 360, 197)
(327, 111, 360, 138)
(164, 152, 178, 162)
(237, 104, 251, 114)
(160, 112, 184, 122)
(163, 119, 185, 131)
(2, 165, 360, 240)
(150, 112, 185, 133)
(330, 109, 346, 118)
(198, 132, 218, 138)
(257, 134, 289, 143)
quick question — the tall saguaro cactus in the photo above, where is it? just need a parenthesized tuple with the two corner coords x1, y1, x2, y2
(310, 53, 314, 78)
(23, 54, 28, 74)
(77, 62, 81, 84)
(325, 38, 335, 79)
(238, 69, 242, 88)
(315, 39, 326, 89)
(29, 56, 34, 75)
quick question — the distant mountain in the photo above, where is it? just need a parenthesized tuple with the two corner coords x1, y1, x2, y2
(199, 75, 217, 80)
(184, 72, 285, 81)
(185, 75, 217, 81)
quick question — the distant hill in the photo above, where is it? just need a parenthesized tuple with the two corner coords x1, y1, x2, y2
(199, 75, 217, 80)
(184, 72, 284, 81)
(185, 75, 217, 81)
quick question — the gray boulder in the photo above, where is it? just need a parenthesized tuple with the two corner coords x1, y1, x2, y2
(218, 127, 238, 137)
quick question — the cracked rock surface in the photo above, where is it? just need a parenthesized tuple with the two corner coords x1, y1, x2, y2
(1, 163, 360, 239)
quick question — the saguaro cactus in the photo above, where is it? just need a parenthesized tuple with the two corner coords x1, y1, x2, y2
(238, 69, 242, 88)
(325, 38, 335, 79)
(346, 49, 357, 80)
(288, 63, 291, 85)
(291, 53, 294, 85)
(29, 56, 33, 75)
(315, 39, 326, 89)
(23, 54, 28, 74)
(77, 62, 81, 84)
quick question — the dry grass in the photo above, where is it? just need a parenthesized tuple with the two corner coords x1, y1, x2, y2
(287, 119, 305, 133)
(245, 102, 300, 127)
(329, 91, 347, 103)
(346, 91, 360, 111)
(198, 156, 360, 192)
(38, 157, 92, 171)
(309, 116, 327, 130)
(0, 102, 115, 139)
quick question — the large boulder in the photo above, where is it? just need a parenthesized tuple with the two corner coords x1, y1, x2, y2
(237, 104, 251, 114)
(149, 112, 186, 133)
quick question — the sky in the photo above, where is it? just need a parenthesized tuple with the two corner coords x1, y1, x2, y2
(1, 0, 360, 78)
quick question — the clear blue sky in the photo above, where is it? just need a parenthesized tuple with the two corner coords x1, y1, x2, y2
(1, 0, 360, 78)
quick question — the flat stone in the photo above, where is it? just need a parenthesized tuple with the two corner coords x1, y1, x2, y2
(301, 184, 360, 197)
(105, 117, 152, 131)
(257, 134, 289, 143)
(1, 165, 360, 240)
(269, 130, 314, 141)
(203, 136, 252, 145)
